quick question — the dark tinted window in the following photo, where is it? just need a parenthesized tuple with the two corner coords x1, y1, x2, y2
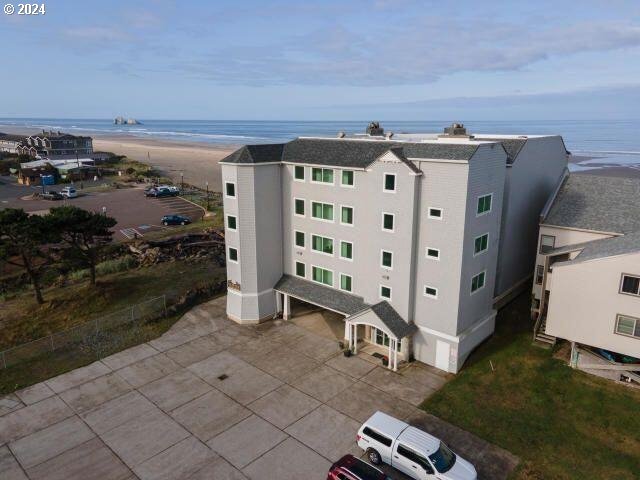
(428, 443, 456, 473)
(363, 427, 392, 447)
(348, 459, 386, 479)
(225, 182, 235, 197)
(396, 444, 432, 472)
(384, 174, 396, 191)
(621, 275, 640, 295)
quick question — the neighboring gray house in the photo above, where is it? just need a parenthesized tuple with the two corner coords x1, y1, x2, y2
(531, 173, 640, 380)
(17, 131, 93, 159)
(221, 123, 567, 372)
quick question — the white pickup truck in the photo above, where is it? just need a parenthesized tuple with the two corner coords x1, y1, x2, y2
(357, 411, 477, 480)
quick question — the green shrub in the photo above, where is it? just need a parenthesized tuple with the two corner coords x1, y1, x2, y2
(96, 256, 137, 275)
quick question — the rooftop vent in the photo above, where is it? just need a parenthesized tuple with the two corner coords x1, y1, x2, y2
(439, 122, 474, 139)
(366, 121, 384, 136)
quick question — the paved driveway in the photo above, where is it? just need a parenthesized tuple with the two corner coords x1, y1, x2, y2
(0, 296, 518, 480)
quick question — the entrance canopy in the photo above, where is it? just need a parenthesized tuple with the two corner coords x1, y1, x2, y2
(274, 275, 368, 316)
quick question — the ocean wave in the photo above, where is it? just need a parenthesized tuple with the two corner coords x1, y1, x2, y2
(572, 149, 640, 156)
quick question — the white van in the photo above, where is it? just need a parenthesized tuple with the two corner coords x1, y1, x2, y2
(60, 186, 78, 198)
(356, 411, 477, 480)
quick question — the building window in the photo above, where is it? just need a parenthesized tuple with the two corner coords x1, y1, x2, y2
(539, 234, 555, 254)
(341, 170, 354, 187)
(477, 194, 492, 216)
(535, 265, 544, 285)
(225, 182, 236, 198)
(340, 241, 353, 260)
(380, 285, 392, 300)
(341, 206, 354, 225)
(294, 198, 305, 216)
(426, 247, 440, 260)
(312, 235, 334, 255)
(295, 261, 306, 278)
(615, 314, 640, 338)
(227, 215, 237, 230)
(474, 233, 489, 255)
(374, 328, 390, 346)
(382, 213, 394, 232)
(424, 286, 438, 299)
(311, 167, 334, 184)
(620, 274, 640, 296)
(471, 271, 486, 293)
(294, 165, 305, 181)
(295, 231, 305, 248)
(340, 273, 352, 292)
(381, 250, 393, 269)
(428, 207, 443, 220)
(312, 201, 334, 221)
(383, 173, 396, 192)
(312, 266, 333, 286)
(228, 247, 238, 263)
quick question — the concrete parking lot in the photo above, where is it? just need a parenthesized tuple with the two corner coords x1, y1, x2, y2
(0, 176, 204, 240)
(0, 296, 519, 480)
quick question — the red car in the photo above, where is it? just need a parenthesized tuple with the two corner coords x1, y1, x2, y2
(328, 454, 392, 480)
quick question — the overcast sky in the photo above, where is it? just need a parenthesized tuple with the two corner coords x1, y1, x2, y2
(1, 0, 639, 120)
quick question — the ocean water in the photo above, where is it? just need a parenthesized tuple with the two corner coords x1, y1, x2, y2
(1, 118, 639, 171)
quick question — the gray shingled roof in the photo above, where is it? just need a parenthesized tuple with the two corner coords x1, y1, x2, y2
(368, 301, 417, 339)
(274, 274, 368, 315)
(543, 174, 640, 234)
(475, 138, 527, 164)
(220, 137, 480, 169)
(565, 232, 640, 264)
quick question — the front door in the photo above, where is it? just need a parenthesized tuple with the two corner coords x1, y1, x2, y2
(435, 340, 450, 371)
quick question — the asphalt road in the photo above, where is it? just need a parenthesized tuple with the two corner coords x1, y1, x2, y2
(0, 178, 205, 241)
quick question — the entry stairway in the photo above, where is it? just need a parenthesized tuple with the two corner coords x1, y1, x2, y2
(534, 314, 556, 346)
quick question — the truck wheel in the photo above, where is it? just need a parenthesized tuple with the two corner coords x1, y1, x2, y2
(181, 221, 186, 225)
(367, 448, 381, 465)
(163, 221, 168, 226)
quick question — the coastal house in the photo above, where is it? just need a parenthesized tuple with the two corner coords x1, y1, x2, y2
(0, 133, 25, 154)
(19, 158, 99, 183)
(17, 163, 57, 185)
(531, 173, 640, 380)
(220, 123, 568, 373)
(16, 130, 93, 159)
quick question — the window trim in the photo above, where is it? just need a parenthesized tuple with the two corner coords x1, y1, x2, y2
(294, 197, 305, 217)
(340, 240, 354, 261)
(383, 172, 396, 193)
(295, 261, 306, 278)
(471, 271, 486, 294)
(339, 273, 353, 292)
(293, 165, 305, 182)
(476, 193, 493, 217)
(539, 234, 556, 254)
(311, 234, 335, 257)
(294, 230, 305, 249)
(226, 214, 237, 231)
(380, 249, 393, 270)
(381, 212, 395, 232)
(425, 247, 440, 261)
(227, 246, 239, 264)
(614, 314, 639, 339)
(473, 233, 490, 256)
(424, 285, 438, 299)
(224, 182, 236, 199)
(428, 207, 443, 220)
(380, 284, 392, 300)
(535, 265, 544, 285)
(340, 205, 354, 226)
(311, 200, 335, 223)
(340, 169, 355, 188)
(310, 167, 335, 185)
(619, 273, 640, 297)
(311, 264, 334, 287)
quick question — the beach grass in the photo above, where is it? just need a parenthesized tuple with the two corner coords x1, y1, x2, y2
(421, 293, 640, 479)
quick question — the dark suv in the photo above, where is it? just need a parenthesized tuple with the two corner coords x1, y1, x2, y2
(161, 214, 191, 226)
(328, 455, 392, 480)
(146, 187, 178, 198)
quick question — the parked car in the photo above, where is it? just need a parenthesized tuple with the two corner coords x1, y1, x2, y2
(161, 214, 191, 226)
(357, 412, 477, 480)
(60, 186, 78, 198)
(328, 454, 392, 480)
(158, 184, 180, 193)
(145, 187, 178, 198)
(41, 191, 63, 201)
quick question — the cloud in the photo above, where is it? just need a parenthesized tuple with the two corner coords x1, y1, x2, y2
(62, 26, 132, 43)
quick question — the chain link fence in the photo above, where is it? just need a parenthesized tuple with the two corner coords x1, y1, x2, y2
(0, 295, 166, 369)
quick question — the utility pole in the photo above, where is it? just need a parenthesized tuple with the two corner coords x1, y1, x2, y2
(205, 181, 210, 211)
(181, 172, 184, 192)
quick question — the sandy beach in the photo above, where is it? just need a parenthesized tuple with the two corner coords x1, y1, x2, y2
(0, 125, 237, 191)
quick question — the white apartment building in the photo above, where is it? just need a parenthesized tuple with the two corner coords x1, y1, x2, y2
(532, 173, 640, 379)
(221, 123, 567, 372)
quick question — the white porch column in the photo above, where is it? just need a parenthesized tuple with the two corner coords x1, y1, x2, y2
(283, 294, 290, 320)
(387, 341, 392, 370)
(353, 324, 358, 354)
(344, 320, 350, 345)
(393, 339, 398, 371)
(275, 292, 283, 316)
